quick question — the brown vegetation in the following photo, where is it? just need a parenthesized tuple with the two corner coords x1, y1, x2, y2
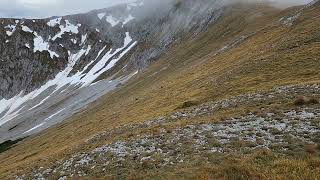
(1, 2, 320, 179)
(294, 96, 319, 106)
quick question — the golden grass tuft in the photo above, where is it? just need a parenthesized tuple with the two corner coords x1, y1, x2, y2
(294, 96, 319, 106)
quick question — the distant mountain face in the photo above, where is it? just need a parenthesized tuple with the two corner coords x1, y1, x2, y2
(0, 0, 225, 142)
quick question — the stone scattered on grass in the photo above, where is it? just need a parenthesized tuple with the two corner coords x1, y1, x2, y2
(17, 84, 320, 179)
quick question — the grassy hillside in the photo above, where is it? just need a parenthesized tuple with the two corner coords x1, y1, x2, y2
(1, 2, 320, 179)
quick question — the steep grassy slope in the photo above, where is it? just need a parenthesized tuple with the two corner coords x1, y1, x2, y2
(1, 2, 320, 179)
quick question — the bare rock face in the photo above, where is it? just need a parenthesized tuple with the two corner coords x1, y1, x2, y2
(0, 0, 224, 100)
(0, 18, 104, 99)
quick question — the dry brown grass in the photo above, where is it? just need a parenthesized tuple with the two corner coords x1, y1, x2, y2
(294, 96, 320, 106)
(1, 3, 320, 179)
(122, 151, 320, 180)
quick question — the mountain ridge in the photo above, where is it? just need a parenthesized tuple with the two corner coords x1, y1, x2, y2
(0, 0, 319, 179)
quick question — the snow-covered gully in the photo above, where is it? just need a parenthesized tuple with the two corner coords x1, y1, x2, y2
(0, 31, 137, 141)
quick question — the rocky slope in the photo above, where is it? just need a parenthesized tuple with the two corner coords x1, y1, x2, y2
(0, 0, 320, 179)
(0, 0, 224, 143)
(21, 84, 320, 179)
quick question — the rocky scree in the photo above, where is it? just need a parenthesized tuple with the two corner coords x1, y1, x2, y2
(18, 84, 320, 179)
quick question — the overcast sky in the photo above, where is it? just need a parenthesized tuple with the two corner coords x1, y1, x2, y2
(0, 0, 313, 19)
(0, 0, 136, 18)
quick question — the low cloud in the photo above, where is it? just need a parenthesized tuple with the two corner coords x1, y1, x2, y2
(0, 0, 136, 18)
(0, 0, 313, 19)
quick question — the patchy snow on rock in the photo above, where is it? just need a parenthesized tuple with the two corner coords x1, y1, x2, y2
(95, 28, 100, 32)
(5, 24, 17, 36)
(0, 32, 137, 131)
(33, 33, 48, 52)
(106, 14, 135, 27)
(29, 49, 89, 110)
(52, 20, 80, 41)
(21, 25, 33, 33)
(79, 32, 136, 86)
(123, 15, 135, 25)
(47, 17, 62, 27)
(97, 13, 106, 20)
(25, 43, 30, 48)
(106, 15, 120, 27)
(22, 108, 66, 134)
(71, 38, 77, 44)
(22, 122, 45, 135)
(1, 48, 89, 120)
(81, 34, 87, 45)
(85, 45, 92, 55)
(33, 32, 59, 58)
(0, 91, 32, 126)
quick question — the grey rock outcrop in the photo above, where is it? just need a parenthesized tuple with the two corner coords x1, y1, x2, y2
(0, 0, 224, 100)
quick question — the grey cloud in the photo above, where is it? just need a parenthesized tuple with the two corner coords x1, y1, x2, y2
(0, 0, 136, 18)
(0, 0, 314, 19)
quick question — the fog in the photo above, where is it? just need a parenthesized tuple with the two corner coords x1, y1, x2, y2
(0, 0, 313, 18)
(236, 0, 313, 7)
(0, 0, 137, 18)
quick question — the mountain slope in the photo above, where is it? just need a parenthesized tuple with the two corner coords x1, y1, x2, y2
(0, 0, 225, 143)
(0, 0, 320, 179)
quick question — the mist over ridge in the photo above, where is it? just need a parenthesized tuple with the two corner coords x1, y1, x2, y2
(0, 0, 313, 18)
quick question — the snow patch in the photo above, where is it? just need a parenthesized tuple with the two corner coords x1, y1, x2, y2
(123, 15, 135, 25)
(0, 33, 137, 127)
(106, 15, 120, 27)
(21, 25, 33, 33)
(33, 32, 59, 58)
(47, 17, 62, 27)
(22, 108, 65, 134)
(106, 14, 135, 27)
(97, 13, 106, 20)
(85, 45, 92, 55)
(79, 32, 136, 86)
(81, 34, 87, 45)
(5, 24, 16, 36)
(52, 20, 80, 41)
(71, 38, 77, 44)
(23, 122, 45, 135)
